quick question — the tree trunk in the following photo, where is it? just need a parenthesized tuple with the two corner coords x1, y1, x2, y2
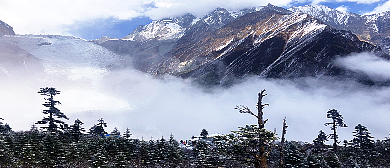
(333, 120, 337, 151)
(256, 89, 268, 168)
(257, 90, 267, 129)
(280, 117, 287, 168)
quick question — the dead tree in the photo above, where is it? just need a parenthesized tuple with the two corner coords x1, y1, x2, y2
(235, 89, 271, 168)
(236, 89, 269, 129)
(280, 117, 288, 168)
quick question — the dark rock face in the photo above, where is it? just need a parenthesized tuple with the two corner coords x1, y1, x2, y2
(0, 20, 15, 36)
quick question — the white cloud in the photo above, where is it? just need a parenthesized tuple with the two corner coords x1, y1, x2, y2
(335, 52, 390, 81)
(2, 61, 390, 143)
(312, 0, 381, 5)
(0, 0, 387, 37)
(0, 0, 150, 35)
(366, 0, 390, 14)
(0, 0, 297, 36)
(336, 5, 349, 12)
(144, 0, 294, 19)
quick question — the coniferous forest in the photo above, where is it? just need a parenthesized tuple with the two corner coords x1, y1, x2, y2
(1, 88, 390, 167)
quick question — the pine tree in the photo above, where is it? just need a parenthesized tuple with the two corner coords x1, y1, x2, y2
(111, 127, 121, 136)
(147, 139, 157, 165)
(139, 139, 150, 165)
(305, 155, 323, 168)
(0, 131, 15, 166)
(349, 124, 375, 167)
(374, 138, 390, 166)
(89, 118, 107, 137)
(313, 130, 328, 151)
(124, 128, 132, 139)
(105, 135, 128, 167)
(324, 109, 347, 151)
(283, 141, 306, 168)
(193, 140, 213, 167)
(155, 136, 169, 165)
(324, 151, 342, 168)
(36, 87, 69, 133)
(221, 125, 276, 167)
(312, 130, 328, 167)
(0, 118, 12, 134)
(68, 119, 85, 141)
(40, 133, 69, 167)
(167, 134, 184, 166)
(200, 129, 208, 139)
(87, 137, 109, 167)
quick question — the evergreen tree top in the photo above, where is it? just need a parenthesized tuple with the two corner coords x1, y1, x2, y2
(325, 109, 347, 127)
(38, 87, 61, 97)
(36, 87, 68, 133)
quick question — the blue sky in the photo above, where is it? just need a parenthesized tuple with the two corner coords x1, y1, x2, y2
(69, 17, 153, 40)
(0, 0, 389, 40)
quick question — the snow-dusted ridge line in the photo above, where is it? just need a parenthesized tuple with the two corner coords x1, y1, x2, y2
(123, 20, 186, 41)
(121, 6, 266, 42)
(288, 5, 354, 26)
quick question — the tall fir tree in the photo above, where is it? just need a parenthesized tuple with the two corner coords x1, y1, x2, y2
(324, 109, 347, 151)
(124, 128, 132, 139)
(350, 124, 376, 167)
(36, 87, 69, 133)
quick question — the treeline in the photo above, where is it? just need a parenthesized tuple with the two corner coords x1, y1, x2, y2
(0, 125, 390, 167)
(0, 87, 390, 167)
(0, 129, 186, 167)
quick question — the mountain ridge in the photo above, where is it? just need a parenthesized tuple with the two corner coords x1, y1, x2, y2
(94, 4, 390, 86)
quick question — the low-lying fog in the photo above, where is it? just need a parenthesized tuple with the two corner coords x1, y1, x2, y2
(1, 51, 390, 144)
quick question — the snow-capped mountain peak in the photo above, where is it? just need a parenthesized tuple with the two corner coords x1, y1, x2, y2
(289, 5, 355, 26)
(122, 14, 196, 42)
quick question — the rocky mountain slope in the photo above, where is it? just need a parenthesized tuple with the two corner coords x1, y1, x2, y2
(155, 7, 385, 85)
(95, 4, 390, 86)
(0, 20, 39, 78)
(93, 6, 265, 72)
(0, 20, 15, 36)
(289, 5, 390, 54)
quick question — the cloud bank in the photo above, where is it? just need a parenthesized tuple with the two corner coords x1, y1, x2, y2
(1, 59, 390, 144)
(336, 52, 390, 81)
(366, 0, 390, 14)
